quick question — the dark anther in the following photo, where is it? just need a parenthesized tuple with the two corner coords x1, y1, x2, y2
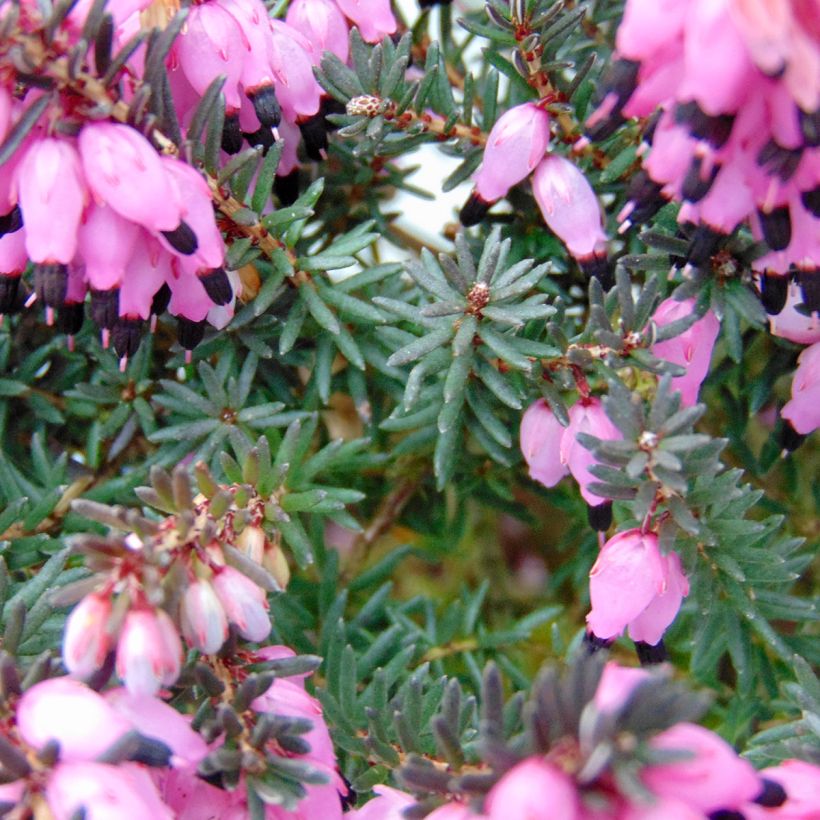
(753, 778, 787, 808)
(587, 501, 612, 531)
(778, 419, 806, 453)
(243, 125, 276, 154)
(150, 283, 172, 317)
(161, 221, 199, 256)
(586, 59, 640, 141)
(274, 170, 301, 206)
(0, 274, 21, 314)
(799, 108, 820, 147)
(200, 267, 232, 306)
(177, 316, 206, 351)
(583, 631, 614, 655)
(642, 109, 662, 147)
(339, 774, 356, 811)
(682, 156, 719, 203)
(756, 139, 802, 181)
(459, 191, 491, 227)
(707, 811, 745, 820)
(90, 288, 120, 329)
(34, 263, 68, 307)
(57, 303, 85, 335)
(675, 101, 734, 148)
(221, 112, 243, 155)
(579, 252, 614, 291)
(686, 225, 723, 267)
(634, 640, 668, 666)
(127, 735, 173, 768)
(299, 112, 329, 161)
(759, 272, 790, 315)
(248, 85, 281, 129)
(0, 205, 23, 237)
(758, 205, 792, 251)
(797, 267, 820, 311)
(625, 171, 666, 223)
(801, 185, 820, 218)
(112, 317, 145, 358)
(418, 0, 454, 7)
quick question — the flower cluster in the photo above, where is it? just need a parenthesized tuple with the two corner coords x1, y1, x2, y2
(460, 102, 610, 282)
(586, 0, 819, 310)
(351, 661, 820, 819)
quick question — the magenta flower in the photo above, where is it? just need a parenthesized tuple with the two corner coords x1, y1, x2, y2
(520, 399, 570, 488)
(77, 202, 141, 292)
(642, 723, 762, 813)
(115, 607, 183, 696)
(586, 529, 689, 644)
(560, 398, 622, 506)
(286, 0, 351, 63)
(343, 784, 416, 819)
(269, 20, 324, 121)
(472, 103, 551, 204)
(484, 757, 579, 819)
(334, 0, 397, 44)
(179, 578, 229, 654)
(650, 297, 720, 406)
(781, 341, 820, 435)
(593, 661, 651, 714)
(212, 565, 271, 642)
(62, 590, 114, 679)
(744, 759, 820, 819)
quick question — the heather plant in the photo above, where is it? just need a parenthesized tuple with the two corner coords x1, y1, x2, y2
(0, 0, 818, 818)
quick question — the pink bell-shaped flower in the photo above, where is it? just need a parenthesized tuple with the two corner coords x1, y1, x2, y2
(484, 757, 579, 819)
(77, 201, 141, 292)
(212, 565, 271, 642)
(560, 398, 622, 506)
(115, 607, 183, 696)
(335, 0, 397, 44)
(62, 591, 114, 679)
(650, 297, 720, 406)
(744, 759, 820, 819)
(269, 20, 323, 121)
(520, 399, 570, 487)
(586, 529, 689, 644)
(642, 723, 762, 813)
(14, 137, 86, 265)
(286, 0, 350, 63)
(16, 677, 132, 762)
(79, 122, 182, 233)
(781, 341, 820, 435)
(179, 578, 229, 654)
(473, 103, 551, 203)
(593, 661, 651, 714)
(533, 154, 608, 266)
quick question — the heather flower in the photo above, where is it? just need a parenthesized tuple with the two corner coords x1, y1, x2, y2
(286, 0, 351, 63)
(179, 578, 229, 654)
(781, 341, 820, 435)
(484, 757, 579, 819)
(520, 399, 570, 488)
(334, 0, 397, 44)
(62, 590, 114, 679)
(586, 529, 689, 645)
(593, 661, 651, 714)
(642, 722, 762, 813)
(115, 607, 183, 696)
(769, 280, 820, 344)
(342, 784, 416, 819)
(650, 297, 720, 406)
(212, 565, 271, 642)
(744, 759, 820, 819)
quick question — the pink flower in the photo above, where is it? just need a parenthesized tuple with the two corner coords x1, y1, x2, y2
(115, 607, 183, 696)
(533, 154, 607, 264)
(473, 103, 551, 203)
(179, 579, 229, 654)
(593, 661, 650, 714)
(484, 757, 579, 819)
(769, 280, 820, 344)
(212, 565, 271, 642)
(79, 122, 182, 233)
(77, 201, 141, 292)
(14, 138, 86, 265)
(16, 678, 132, 762)
(520, 399, 570, 487)
(286, 0, 350, 63)
(642, 723, 762, 813)
(62, 591, 114, 679)
(651, 297, 720, 406)
(334, 0, 397, 44)
(560, 398, 622, 506)
(781, 341, 820, 435)
(586, 530, 689, 644)
(744, 759, 820, 819)
(269, 21, 323, 121)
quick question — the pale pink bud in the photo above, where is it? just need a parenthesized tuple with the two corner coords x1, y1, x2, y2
(115, 608, 183, 696)
(264, 541, 291, 590)
(14, 138, 86, 265)
(651, 297, 720, 406)
(212, 565, 271, 642)
(17, 678, 131, 762)
(560, 398, 622, 505)
(586, 529, 666, 641)
(46, 762, 173, 820)
(180, 579, 229, 654)
(79, 122, 182, 232)
(485, 757, 579, 819)
(237, 524, 266, 564)
(533, 154, 607, 260)
(335, 0, 397, 44)
(473, 103, 550, 203)
(286, 0, 350, 63)
(520, 399, 570, 488)
(642, 723, 762, 812)
(62, 591, 114, 679)
(781, 341, 820, 435)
